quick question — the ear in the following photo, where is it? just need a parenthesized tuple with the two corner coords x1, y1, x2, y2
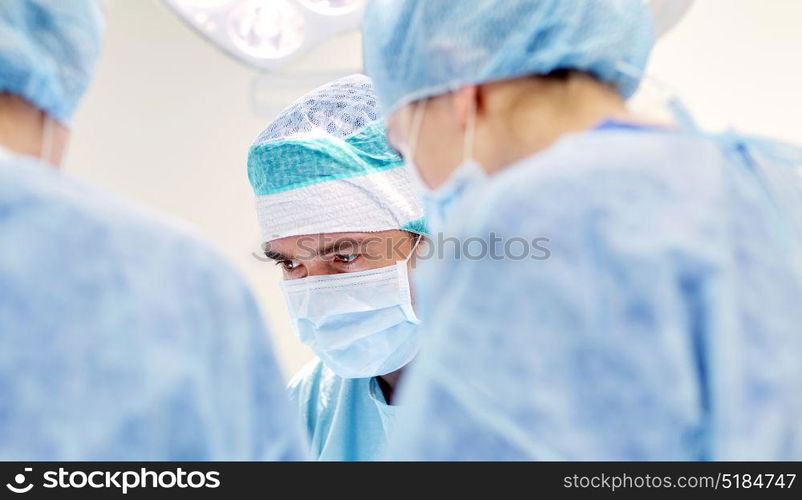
(450, 85, 479, 129)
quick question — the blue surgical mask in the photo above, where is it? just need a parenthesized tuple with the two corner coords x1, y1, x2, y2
(404, 100, 488, 235)
(279, 242, 421, 379)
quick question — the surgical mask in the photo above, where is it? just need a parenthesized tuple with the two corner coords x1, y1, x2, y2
(404, 100, 488, 235)
(279, 238, 421, 379)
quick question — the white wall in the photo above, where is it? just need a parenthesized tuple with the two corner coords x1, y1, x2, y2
(648, 0, 802, 142)
(67, 0, 345, 376)
(66, 0, 802, 377)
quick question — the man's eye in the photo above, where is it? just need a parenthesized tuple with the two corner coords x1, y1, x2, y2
(277, 259, 300, 271)
(334, 254, 359, 264)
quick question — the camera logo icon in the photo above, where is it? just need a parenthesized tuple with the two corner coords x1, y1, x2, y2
(6, 468, 34, 494)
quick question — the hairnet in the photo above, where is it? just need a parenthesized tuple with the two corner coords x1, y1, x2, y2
(363, 0, 656, 115)
(0, 0, 104, 123)
(248, 74, 427, 241)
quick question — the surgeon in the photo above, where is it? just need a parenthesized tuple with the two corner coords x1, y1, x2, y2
(248, 75, 427, 461)
(0, 0, 304, 460)
(363, 0, 802, 459)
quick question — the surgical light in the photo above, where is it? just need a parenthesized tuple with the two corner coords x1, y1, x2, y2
(163, 0, 693, 72)
(163, 0, 365, 71)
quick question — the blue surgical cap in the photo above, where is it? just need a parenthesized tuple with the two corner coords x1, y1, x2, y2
(363, 0, 656, 115)
(0, 0, 104, 123)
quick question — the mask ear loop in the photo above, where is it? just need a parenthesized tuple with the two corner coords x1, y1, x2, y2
(398, 234, 424, 323)
(463, 97, 477, 162)
(406, 100, 427, 160)
(40, 114, 55, 166)
(456, 95, 489, 184)
(403, 100, 430, 194)
(404, 233, 424, 263)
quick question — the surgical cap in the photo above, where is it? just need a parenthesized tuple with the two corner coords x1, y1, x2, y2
(248, 74, 427, 242)
(363, 0, 656, 115)
(0, 0, 104, 123)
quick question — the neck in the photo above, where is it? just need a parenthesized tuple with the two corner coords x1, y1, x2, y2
(0, 94, 65, 167)
(378, 369, 403, 405)
(478, 74, 632, 174)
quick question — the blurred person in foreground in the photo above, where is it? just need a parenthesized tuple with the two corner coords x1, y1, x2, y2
(364, 0, 802, 460)
(0, 0, 304, 460)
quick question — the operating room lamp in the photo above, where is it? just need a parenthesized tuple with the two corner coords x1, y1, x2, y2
(162, 0, 365, 72)
(163, 0, 695, 72)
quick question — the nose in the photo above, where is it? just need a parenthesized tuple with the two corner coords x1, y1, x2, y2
(303, 260, 334, 278)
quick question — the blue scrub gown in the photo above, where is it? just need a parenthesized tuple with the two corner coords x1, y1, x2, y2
(289, 359, 397, 461)
(0, 148, 306, 460)
(389, 122, 802, 460)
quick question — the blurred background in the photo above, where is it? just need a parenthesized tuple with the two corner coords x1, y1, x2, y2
(66, 0, 802, 377)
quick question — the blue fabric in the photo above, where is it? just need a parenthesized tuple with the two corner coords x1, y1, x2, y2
(0, 148, 306, 460)
(0, 0, 104, 123)
(249, 122, 404, 195)
(289, 359, 397, 461)
(401, 217, 427, 235)
(594, 119, 664, 132)
(363, 0, 655, 115)
(389, 128, 802, 460)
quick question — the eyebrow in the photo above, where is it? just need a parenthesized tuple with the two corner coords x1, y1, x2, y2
(263, 237, 367, 262)
(263, 250, 291, 262)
